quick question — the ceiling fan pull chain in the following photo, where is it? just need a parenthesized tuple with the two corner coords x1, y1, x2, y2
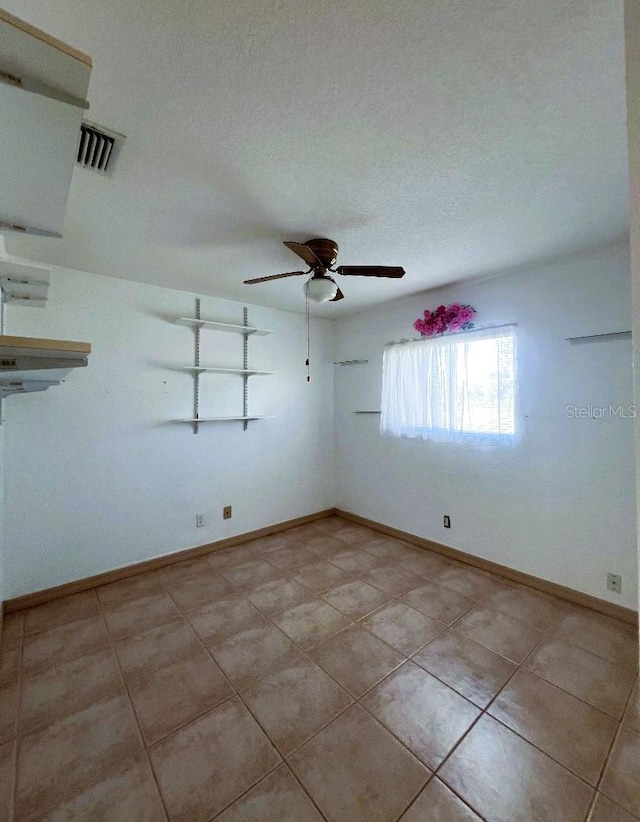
(306, 291, 311, 382)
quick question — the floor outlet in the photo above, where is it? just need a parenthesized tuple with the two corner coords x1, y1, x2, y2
(606, 573, 622, 594)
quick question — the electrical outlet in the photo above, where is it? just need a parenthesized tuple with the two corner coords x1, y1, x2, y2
(607, 573, 622, 594)
(443, 515, 451, 528)
(196, 514, 204, 528)
(223, 506, 232, 520)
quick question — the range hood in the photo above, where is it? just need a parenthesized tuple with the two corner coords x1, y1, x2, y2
(0, 334, 91, 395)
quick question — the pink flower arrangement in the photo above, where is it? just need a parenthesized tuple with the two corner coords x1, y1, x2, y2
(413, 303, 476, 336)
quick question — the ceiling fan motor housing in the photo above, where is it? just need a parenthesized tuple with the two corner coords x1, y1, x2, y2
(304, 238, 339, 269)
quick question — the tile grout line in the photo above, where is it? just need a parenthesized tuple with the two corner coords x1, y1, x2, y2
(13, 593, 150, 822)
(356, 607, 449, 658)
(117, 636, 209, 685)
(285, 684, 433, 819)
(152, 536, 635, 819)
(158, 574, 243, 697)
(618, 673, 640, 730)
(399, 764, 492, 822)
(114, 571, 246, 682)
(223, 687, 338, 821)
(208, 584, 360, 702)
(522, 629, 635, 724)
(429, 622, 627, 820)
(146, 552, 633, 822)
(18, 647, 145, 738)
(514, 658, 636, 722)
(176, 534, 633, 817)
(277, 767, 331, 822)
(274, 697, 356, 760)
(287, 531, 636, 818)
(424, 637, 540, 817)
(389, 777, 438, 822)
(357, 563, 636, 714)
(201, 529, 340, 820)
(206, 544, 633, 813)
(290, 540, 636, 668)
(234, 558, 525, 685)
(477, 708, 602, 794)
(126, 594, 245, 744)
(426, 631, 561, 797)
(259, 616, 468, 817)
(156, 572, 327, 821)
(171, 553, 443, 820)
(205, 759, 329, 822)
(590, 680, 638, 819)
(93, 588, 171, 822)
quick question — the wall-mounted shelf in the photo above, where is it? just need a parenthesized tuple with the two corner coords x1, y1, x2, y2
(0, 378, 60, 397)
(333, 359, 369, 366)
(182, 366, 274, 376)
(0, 335, 90, 394)
(175, 318, 272, 336)
(177, 416, 276, 423)
(0, 334, 90, 360)
(0, 258, 50, 307)
(566, 331, 631, 343)
(174, 302, 275, 433)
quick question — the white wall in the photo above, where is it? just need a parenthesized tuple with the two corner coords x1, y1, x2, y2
(3, 240, 637, 610)
(334, 241, 638, 610)
(3, 268, 335, 598)
(626, 0, 640, 619)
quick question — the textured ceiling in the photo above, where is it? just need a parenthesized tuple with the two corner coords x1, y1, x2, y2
(3, 0, 630, 316)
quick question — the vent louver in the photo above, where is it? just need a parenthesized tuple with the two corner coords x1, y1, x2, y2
(76, 121, 124, 173)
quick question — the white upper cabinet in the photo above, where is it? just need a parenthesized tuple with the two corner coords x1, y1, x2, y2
(0, 9, 91, 237)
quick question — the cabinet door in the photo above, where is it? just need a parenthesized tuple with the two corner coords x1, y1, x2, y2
(0, 82, 84, 236)
(0, 10, 91, 236)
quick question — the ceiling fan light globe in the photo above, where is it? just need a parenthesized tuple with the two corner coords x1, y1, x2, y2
(305, 278, 338, 303)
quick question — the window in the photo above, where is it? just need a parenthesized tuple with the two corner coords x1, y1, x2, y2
(380, 326, 516, 444)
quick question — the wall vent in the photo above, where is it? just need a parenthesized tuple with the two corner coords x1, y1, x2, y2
(76, 121, 124, 173)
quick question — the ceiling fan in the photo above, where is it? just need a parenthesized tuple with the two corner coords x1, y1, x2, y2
(244, 238, 405, 303)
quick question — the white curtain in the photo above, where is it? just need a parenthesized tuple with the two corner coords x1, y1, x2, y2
(381, 326, 516, 445)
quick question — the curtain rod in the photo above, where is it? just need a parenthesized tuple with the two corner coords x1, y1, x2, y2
(385, 322, 517, 347)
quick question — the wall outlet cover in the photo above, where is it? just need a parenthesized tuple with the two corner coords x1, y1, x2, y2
(606, 573, 622, 594)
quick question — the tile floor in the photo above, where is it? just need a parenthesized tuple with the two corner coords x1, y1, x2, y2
(0, 516, 638, 821)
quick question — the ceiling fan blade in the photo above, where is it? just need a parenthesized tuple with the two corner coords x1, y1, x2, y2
(336, 266, 405, 278)
(244, 270, 306, 284)
(331, 287, 345, 302)
(283, 241, 323, 268)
